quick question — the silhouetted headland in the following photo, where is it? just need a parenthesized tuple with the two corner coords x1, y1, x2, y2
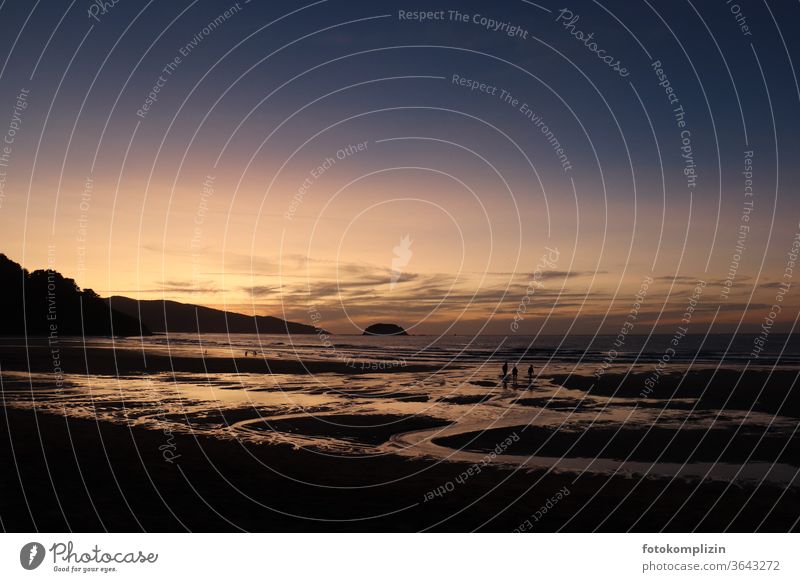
(107, 295, 323, 335)
(0, 253, 147, 337)
(0, 252, 324, 337)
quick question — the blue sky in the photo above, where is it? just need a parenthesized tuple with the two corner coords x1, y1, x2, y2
(0, 0, 798, 333)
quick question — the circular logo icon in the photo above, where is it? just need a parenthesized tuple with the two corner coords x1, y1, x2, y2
(19, 542, 46, 570)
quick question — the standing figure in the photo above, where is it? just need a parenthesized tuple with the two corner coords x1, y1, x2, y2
(502, 361, 509, 378)
(512, 365, 519, 386)
(527, 365, 534, 385)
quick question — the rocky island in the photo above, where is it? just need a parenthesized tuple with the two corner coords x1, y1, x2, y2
(362, 323, 408, 336)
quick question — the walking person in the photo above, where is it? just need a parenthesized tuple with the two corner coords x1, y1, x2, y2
(527, 365, 534, 386)
(512, 365, 518, 386)
(502, 361, 508, 379)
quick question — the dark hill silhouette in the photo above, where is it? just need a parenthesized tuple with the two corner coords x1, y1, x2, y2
(0, 253, 148, 336)
(106, 296, 323, 335)
(363, 323, 408, 336)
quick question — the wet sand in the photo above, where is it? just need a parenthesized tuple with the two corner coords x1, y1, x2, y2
(0, 343, 438, 376)
(434, 425, 800, 465)
(2, 343, 799, 532)
(1, 406, 798, 532)
(550, 369, 800, 416)
(243, 413, 451, 446)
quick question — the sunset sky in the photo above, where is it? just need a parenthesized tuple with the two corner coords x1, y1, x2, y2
(1, 0, 798, 334)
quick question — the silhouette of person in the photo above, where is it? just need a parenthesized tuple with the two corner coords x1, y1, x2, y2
(512, 365, 519, 386)
(502, 361, 508, 378)
(527, 365, 534, 385)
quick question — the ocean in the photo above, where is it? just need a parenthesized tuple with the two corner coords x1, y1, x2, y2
(109, 331, 800, 366)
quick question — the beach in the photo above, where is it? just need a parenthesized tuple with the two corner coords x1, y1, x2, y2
(0, 339, 440, 376)
(2, 407, 797, 532)
(1, 334, 798, 532)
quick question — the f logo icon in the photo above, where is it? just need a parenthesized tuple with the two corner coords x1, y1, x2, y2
(19, 542, 45, 570)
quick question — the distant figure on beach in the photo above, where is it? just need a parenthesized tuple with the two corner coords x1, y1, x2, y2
(527, 365, 534, 385)
(512, 365, 518, 386)
(502, 361, 508, 378)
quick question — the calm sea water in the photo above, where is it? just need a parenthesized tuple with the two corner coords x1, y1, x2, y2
(109, 332, 800, 366)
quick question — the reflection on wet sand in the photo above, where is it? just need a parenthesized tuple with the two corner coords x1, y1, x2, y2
(2, 354, 798, 488)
